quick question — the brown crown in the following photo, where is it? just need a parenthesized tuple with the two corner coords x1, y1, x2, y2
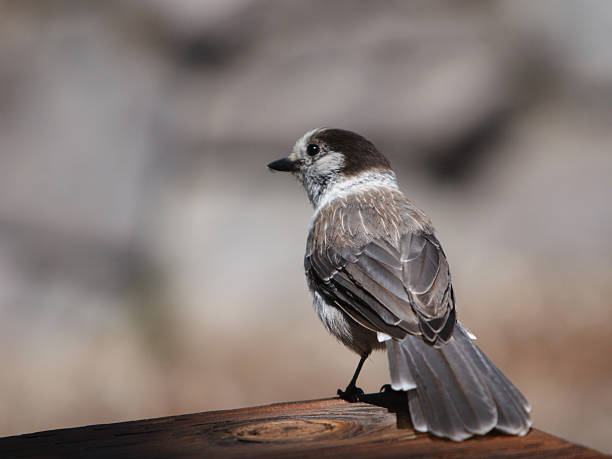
(310, 129, 392, 176)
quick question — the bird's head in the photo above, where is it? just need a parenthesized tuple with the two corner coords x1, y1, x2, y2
(268, 128, 394, 207)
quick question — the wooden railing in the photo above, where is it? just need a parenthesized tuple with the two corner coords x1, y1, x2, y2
(0, 392, 607, 458)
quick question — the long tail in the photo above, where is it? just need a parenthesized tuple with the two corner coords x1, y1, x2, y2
(386, 322, 531, 441)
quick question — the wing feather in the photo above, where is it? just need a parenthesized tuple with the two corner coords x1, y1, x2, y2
(306, 201, 456, 345)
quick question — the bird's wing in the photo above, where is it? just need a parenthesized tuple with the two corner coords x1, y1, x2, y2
(306, 231, 455, 345)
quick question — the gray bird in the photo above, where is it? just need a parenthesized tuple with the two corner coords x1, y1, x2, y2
(268, 128, 531, 441)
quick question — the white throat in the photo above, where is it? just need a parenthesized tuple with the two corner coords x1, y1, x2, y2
(312, 170, 399, 213)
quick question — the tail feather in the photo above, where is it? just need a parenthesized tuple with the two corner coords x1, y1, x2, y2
(404, 336, 477, 440)
(387, 340, 416, 391)
(407, 391, 427, 432)
(386, 322, 531, 441)
(465, 337, 531, 435)
(437, 336, 498, 434)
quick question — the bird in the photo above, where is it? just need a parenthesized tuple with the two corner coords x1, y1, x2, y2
(267, 127, 532, 441)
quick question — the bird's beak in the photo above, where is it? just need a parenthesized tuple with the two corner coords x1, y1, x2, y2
(267, 157, 298, 172)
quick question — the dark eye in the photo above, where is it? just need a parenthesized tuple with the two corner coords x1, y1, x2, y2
(306, 144, 319, 156)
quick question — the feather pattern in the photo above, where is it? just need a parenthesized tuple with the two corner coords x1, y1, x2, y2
(391, 325, 531, 440)
(304, 182, 531, 441)
(306, 188, 455, 345)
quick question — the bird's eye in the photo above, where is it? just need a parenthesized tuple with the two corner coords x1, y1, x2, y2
(306, 144, 319, 156)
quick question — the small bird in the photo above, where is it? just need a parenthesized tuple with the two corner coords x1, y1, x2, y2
(267, 128, 532, 441)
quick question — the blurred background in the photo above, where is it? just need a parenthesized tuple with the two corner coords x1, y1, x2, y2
(0, 0, 611, 453)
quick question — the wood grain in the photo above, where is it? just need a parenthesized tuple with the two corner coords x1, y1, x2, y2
(0, 392, 607, 458)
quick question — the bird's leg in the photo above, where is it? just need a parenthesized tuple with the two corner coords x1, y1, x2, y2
(337, 352, 368, 402)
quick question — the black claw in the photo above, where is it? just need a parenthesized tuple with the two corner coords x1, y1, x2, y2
(337, 385, 364, 402)
(379, 384, 394, 393)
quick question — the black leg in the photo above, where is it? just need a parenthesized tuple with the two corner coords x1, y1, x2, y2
(337, 353, 368, 402)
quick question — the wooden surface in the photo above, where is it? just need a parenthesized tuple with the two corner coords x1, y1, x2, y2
(0, 392, 608, 458)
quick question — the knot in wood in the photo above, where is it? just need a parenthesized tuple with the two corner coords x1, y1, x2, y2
(231, 418, 346, 443)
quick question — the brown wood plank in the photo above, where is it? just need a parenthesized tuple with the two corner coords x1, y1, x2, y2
(0, 393, 608, 458)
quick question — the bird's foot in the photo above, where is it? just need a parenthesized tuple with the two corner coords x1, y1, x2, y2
(379, 384, 395, 393)
(337, 384, 364, 402)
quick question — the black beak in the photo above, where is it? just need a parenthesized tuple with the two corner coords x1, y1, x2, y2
(267, 157, 298, 172)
